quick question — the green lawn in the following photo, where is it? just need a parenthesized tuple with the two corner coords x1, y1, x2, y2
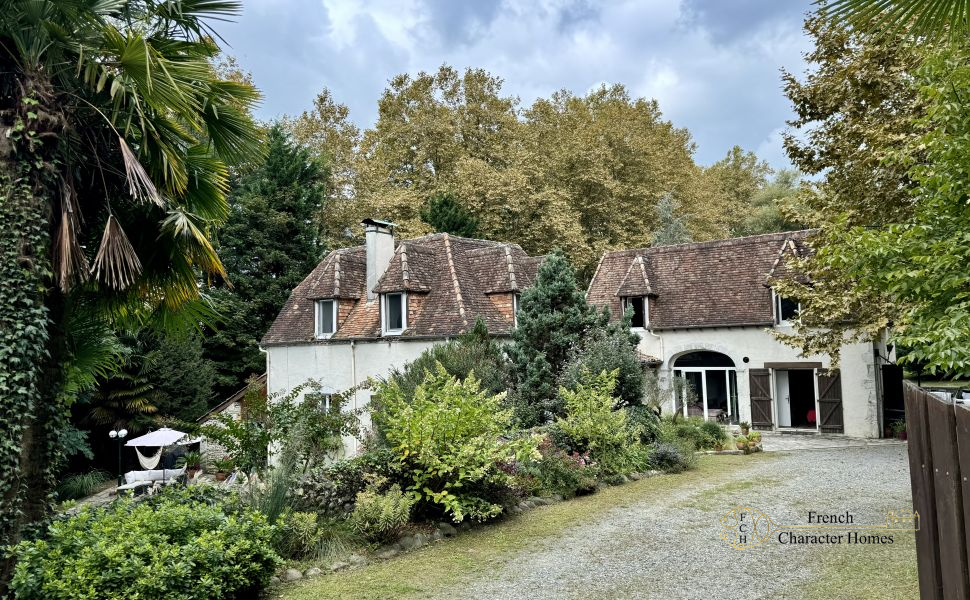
(795, 530, 918, 599)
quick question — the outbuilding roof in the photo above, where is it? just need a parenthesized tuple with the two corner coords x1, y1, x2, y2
(587, 230, 813, 329)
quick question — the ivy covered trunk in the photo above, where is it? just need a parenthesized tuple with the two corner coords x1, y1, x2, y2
(0, 73, 68, 589)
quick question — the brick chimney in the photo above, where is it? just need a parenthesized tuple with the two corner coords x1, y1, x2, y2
(362, 218, 395, 301)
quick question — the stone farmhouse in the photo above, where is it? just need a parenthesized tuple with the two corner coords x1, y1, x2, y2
(263, 223, 895, 456)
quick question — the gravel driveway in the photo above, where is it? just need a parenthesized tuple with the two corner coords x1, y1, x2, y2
(435, 446, 913, 600)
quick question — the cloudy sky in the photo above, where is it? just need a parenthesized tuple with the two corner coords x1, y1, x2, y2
(220, 0, 816, 169)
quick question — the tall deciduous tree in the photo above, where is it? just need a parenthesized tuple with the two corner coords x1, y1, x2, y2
(776, 11, 970, 376)
(508, 253, 603, 426)
(734, 170, 805, 236)
(0, 0, 261, 573)
(782, 13, 928, 226)
(291, 68, 735, 277)
(206, 125, 326, 397)
(704, 146, 771, 235)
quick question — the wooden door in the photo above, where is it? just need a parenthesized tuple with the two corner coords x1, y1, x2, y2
(817, 370, 844, 433)
(749, 369, 773, 429)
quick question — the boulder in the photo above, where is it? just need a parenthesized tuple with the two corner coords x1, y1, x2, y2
(376, 547, 399, 560)
(330, 561, 350, 572)
(438, 522, 458, 537)
(305, 567, 322, 577)
(348, 554, 367, 566)
(283, 568, 303, 582)
(270, 576, 281, 585)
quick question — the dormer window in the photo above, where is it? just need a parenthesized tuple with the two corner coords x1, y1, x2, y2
(315, 299, 337, 338)
(622, 296, 647, 328)
(383, 292, 406, 335)
(774, 291, 800, 325)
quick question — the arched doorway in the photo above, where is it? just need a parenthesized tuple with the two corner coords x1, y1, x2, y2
(672, 351, 738, 423)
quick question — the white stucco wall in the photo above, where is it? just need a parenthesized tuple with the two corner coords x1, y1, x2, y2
(266, 338, 442, 457)
(633, 325, 884, 438)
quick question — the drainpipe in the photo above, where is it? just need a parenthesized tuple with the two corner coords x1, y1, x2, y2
(350, 340, 358, 453)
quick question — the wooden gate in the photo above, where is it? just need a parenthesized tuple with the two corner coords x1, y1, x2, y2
(748, 369, 773, 429)
(905, 381, 970, 599)
(817, 370, 844, 433)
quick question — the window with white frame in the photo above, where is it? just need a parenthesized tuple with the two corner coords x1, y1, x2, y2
(774, 291, 800, 325)
(315, 299, 337, 338)
(622, 296, 647, 328)
(383, 292, 406, 334)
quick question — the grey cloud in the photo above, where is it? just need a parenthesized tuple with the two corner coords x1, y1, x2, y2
(221, 0, 816, 169)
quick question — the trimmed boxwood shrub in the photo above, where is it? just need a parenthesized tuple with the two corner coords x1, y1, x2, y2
(9, 488, 280, 599)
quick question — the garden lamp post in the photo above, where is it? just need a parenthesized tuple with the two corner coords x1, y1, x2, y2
(108, 429, 128, 486)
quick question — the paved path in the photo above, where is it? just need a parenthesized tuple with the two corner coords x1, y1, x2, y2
(760, 432, 906, 452)
(436, 445, 914, 600)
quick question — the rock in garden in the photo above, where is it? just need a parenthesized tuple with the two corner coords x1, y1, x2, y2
(330, 561, 349, 572)
(412, 533, 427, 548)
(397, 535, 415, 550)
(431, 530, 443, 542)
(283, 568, 303, 582)
(270, 576, 281, 585)
(348, 554, 367, 566)
(376, 547, 399, 560)
(438, 522, 458, 537)
(305, 567, 322, 577)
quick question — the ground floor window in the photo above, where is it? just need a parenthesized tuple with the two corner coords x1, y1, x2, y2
(672, 351, 738, 423)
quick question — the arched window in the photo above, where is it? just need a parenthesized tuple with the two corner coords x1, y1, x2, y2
(673, 351, 738, 423)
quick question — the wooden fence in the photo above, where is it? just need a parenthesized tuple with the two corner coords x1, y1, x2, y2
(905, 381, 970, 599)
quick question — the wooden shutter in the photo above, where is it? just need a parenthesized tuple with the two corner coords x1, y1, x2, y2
(748, 369, 773, 430)
(817, 370, 844, 433)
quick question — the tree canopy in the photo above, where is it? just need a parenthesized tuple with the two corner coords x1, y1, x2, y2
(289, 66, 769, 277)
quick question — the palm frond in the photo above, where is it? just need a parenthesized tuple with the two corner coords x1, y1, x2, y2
(160, 208, 227, 278)
(91, 214, 143, 289)
(825, 0, 970, 40)
(119, 136, 165, 206)
(54, 183, 89, 292)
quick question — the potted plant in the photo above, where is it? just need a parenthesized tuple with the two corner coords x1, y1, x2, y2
(178, 451, 203, 479)
(749, 431, 762, 444)
(735, 435, 748, 451)
(714, 440, 724, 452)
(213, 458, 235, 481)
(740, 421, 750, 436)
(891, 419, 907, 440)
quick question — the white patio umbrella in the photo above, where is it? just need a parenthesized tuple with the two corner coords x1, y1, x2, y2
(124, 428, 200, 479)
(124, 427, 191, 448)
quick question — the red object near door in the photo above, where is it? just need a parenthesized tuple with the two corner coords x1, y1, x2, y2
(807, 409, 816, 424)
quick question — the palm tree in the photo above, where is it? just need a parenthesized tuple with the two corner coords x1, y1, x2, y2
(0, 0, 262, 575)
(826, 0, 970, 39)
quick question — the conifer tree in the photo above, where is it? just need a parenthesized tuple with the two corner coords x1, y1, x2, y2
(420, 192, 479, 237)
(205, 125, 326, 396)
(508, 252, 603, 425)
(652, 194, 692, 246)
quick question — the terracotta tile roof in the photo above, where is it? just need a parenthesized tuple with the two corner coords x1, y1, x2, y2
(262, 233, 544, 345)
(586, 230, 814, 330)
